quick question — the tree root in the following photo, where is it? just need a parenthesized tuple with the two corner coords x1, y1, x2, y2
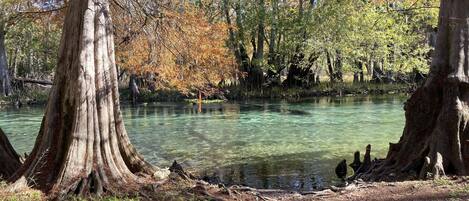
(352, 81, 469, 182)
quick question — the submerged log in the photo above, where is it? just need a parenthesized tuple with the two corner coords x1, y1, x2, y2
(0, 128, 21, 180)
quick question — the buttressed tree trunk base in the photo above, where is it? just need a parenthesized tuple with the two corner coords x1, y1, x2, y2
(360, 0, 469, 181)
(0, 128, 21, 180)
(8, 0, 169, 198)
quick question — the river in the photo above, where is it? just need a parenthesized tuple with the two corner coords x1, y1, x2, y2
(0, 95, 406, 191)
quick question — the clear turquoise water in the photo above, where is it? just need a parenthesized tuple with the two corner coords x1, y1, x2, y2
(0, 95, 406, 191)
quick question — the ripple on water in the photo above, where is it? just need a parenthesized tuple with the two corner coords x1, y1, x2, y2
(0, 95, 406, 191)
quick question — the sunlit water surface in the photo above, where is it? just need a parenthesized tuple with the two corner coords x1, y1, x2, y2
(0, 95, 406, 191)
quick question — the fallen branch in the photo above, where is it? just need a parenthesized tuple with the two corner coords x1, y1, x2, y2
(14, 78, 53, 85)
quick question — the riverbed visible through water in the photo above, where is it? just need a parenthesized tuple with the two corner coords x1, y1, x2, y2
(0, 95, 406, 191)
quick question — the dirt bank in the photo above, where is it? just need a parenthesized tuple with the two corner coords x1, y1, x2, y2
(2, 176, 469, 200)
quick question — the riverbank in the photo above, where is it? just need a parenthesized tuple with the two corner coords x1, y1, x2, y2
(121, 83, 416, 103)
(0, 90, 49, 106)
(225, 83, 416, 100)
(1, 176, 468, 201)
(0, 83, 416, 106)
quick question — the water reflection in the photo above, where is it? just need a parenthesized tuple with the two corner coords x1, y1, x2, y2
(0, 95, 407, 191)
(203, 151, 341, 191)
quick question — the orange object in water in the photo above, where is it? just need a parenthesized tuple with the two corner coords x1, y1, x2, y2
(198, 91, 202, 113)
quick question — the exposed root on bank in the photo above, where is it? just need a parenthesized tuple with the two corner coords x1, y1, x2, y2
(350, 81, 469, 182)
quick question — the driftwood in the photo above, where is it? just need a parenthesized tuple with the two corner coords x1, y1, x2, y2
(14, 77, 53, 85)
(0, 128, 21, 179)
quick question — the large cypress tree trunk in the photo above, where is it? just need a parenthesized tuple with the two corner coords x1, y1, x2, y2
(0, 23, 12, 96)
(9, 0, 168, 197)
(0, 128, 21, 180)
(363, 0, 469, 181)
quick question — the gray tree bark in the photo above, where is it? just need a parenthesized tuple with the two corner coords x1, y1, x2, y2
(8, 0, 168, 198)
(268, 0, 278, 66)
(0, 23, 12, 96)
(255, 0, 265, 62)
(129, 74, 139, 105)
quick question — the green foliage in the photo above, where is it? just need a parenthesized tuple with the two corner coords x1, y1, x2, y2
(0, 0, 441, 98)
(0, 182, 43, 201)
(220, 0, 439, 79)
(303, 0, 439, 74)
(5, 15, 62, 77)
(225, 82, 413, 99)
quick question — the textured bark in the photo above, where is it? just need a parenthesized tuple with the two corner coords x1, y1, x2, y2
(334, 51, 344, 82)
(268, 0, 278, 67)
(326, 52, 335, 83)
(371, 60, 384, 83)
(255, 0, 265, 63)
(0, 23, 12, 96)
(233, 1, 252, 87)
(362, 0, 469, 181)
(353, 61, 364, 83)
(223, 0, 241, 64)
(244, 0, 266, 90)
(0, 128, 21, 180)
(284, 54, 319, 88)
(129, 74, 139, 105)
(9, 0, 168, 198)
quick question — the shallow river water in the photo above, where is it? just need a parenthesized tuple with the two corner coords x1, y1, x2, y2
(0, 95, 407, 191)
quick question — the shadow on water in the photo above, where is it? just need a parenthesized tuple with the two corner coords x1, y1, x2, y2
(199, 151, 348, 191)
(239, 104, 311, 116)
(0, 94, 407, 192)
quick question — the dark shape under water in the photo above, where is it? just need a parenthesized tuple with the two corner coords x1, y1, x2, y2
(286, 109, 311, 115)
(242, 104, 311, 115)
(268, 108, 311, 115)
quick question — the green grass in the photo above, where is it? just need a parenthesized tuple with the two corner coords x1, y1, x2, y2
(450, 185, 469, 198)
(0, 182, 43, 201)
(433, 177, 454, 186)
(433, 177, 469, 199)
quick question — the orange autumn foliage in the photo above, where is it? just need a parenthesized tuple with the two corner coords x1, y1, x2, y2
(115, 2, 237, 95)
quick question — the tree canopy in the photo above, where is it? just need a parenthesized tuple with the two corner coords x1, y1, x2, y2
(0, 0, 440, 95)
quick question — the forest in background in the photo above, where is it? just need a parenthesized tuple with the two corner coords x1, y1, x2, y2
(3, 0, 469, 200)
(0, 0, 439, 102)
